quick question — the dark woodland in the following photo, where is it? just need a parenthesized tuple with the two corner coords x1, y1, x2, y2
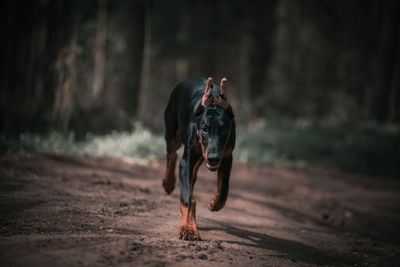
(1, 0, 399, 135)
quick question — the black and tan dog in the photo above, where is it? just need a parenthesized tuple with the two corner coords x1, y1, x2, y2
(162, 77, 235, 240)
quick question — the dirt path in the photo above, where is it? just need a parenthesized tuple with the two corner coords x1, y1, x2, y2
(0, 154, 399, 266)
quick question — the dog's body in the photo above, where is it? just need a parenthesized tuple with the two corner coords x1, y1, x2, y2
(162, 77, 235, 240)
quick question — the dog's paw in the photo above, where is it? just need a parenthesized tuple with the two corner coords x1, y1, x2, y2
(179, 230, 201, 241)
(208, 200, 225, 212)
(162, 177, 175, 195)
(179, 223, 201, 241)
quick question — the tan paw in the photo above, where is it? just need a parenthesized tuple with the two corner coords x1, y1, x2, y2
(179, 229, 201, 241)
(162, 176, 175, 194)
(208, 199, 225, 212)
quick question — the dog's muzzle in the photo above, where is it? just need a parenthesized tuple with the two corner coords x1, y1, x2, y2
(206, 156, 220, 171)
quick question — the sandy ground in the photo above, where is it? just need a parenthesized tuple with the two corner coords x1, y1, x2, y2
(0, 153, 399, 266)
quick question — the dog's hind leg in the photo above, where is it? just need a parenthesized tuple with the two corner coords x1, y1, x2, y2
(162, 100, 181, 194)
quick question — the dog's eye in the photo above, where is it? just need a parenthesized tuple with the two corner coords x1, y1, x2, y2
(202, 126, 208, 133)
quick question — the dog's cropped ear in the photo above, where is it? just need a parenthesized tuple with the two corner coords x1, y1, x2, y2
(195, 104, 205, 117)
(213, 77, 229, 109)
(201, 77, 214, 107)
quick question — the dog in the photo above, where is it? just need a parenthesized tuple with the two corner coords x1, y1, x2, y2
(162, 77, 235, 240)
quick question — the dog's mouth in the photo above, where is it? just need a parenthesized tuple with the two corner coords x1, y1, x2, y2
(206, 160, 219, 172)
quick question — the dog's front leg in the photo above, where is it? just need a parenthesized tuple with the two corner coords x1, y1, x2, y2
(178, 148, 202, 241)
(208, 154, 232, 211)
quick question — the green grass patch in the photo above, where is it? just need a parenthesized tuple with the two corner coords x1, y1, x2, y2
(0, 129, 165, 165)
(235, 121, 400, 177)
(1, 121, 399, 176)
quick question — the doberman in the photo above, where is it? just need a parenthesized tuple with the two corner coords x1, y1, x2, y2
(162, 77, 235, 241)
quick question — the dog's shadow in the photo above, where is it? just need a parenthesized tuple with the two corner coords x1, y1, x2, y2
(199, 220, 339, 265)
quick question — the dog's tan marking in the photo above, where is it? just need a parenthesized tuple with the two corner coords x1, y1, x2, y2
(162, 131, 181, 194)
(179, 198, 200, 240)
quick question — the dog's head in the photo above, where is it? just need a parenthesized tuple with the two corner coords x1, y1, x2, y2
(194, 77, 235, 171)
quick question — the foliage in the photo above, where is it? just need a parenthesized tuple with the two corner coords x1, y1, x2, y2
(1, 122, 399, 176)
(1, 129, 164, 165)
(235, 121, 400, 177)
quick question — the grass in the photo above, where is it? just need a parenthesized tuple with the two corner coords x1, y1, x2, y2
(0, 128, 165, 165)
(1, 121, 399, 176)
(235, 121, 400, 177)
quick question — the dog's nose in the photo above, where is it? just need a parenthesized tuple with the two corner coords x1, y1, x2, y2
(207, 157, 220, 166)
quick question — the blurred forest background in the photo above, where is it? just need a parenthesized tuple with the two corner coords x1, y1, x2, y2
(1, 0, 399, 176)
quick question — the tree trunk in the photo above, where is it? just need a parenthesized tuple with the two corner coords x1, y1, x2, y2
(51, 32, 79, 132)
(137, 0, 152, 122)
(91, 0, 108, 103)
